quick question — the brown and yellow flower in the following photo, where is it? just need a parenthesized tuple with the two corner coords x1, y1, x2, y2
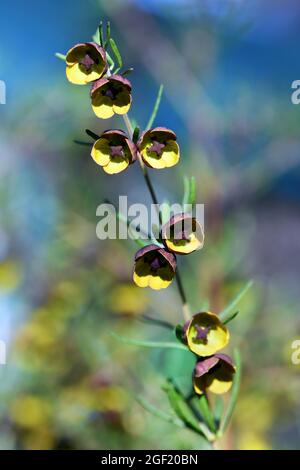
(138, 127, 180, 169)
(133, 244, 176, 290)
(65, 42, 107, 85)
(91, 129, 136, 174)
(90, 75, 132, 119)
(184, 312, 229, 357)
(193, 354, 236, 395)
(162, 213, 204, 255)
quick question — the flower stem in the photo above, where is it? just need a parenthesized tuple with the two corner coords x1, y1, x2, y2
(175, 271, 190, 322)
(122, 113, 191, 322)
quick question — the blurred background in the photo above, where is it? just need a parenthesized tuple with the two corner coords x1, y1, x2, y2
(0, 0, 300, 450)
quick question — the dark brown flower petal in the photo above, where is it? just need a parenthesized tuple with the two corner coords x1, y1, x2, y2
(194, 356, 220, 378)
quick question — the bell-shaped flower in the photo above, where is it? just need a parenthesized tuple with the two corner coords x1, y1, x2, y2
(133, 244, 176, 290)
(138, 127, 180, 169)
(65, 42, 107, 85)
(184, 312, 229, 357)
(91, 129, 136, 174)
(193, 354, 236, 395)
(90, 75, 132, 119)
(162, 213, 204, 255)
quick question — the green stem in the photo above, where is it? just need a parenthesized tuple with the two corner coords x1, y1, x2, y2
(122, 113, 191, 322)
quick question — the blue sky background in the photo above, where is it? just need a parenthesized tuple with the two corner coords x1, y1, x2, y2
(1, 0, 300, 98)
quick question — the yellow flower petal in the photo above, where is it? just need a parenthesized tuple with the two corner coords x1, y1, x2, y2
(194, 360, 234, 395)
(207, 377, 233, 394)
(187, 312, 229, 357)
(141, 140, 179, 169)
(166, 233, 203, 254)
(133, 272, 150, 288)
(148, 275, 172, 290)
(141, 148, 167, 169)
(103, 158, 129, 174)
(84, 66, 106, 83)
(66, 64, 88, 85)
(161, 141, 180, 167)
(133, 254, 175, 290)
(66, 43, 106, 85)
(113, 92, 132, 115)
(91, 95, 114, 119)
(91, 139, 111, 166)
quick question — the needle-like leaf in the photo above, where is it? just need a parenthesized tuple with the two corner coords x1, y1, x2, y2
(132, 126, 140, 144)
(122, 68, 134, 77)
(219, 280, 253, 323)
(55, 52, 66, 61)
(73, 140, 93, 146)
(182, 176, 196, 207)
(85, 129, 100, 141)
(218, 348, 241, 435)
(223, 311, 239, 325)
(106, 51, 115, 71)
(109, 38, 123, 69)
(163, 380, 215, 441)
(106, 21, 111, 45)
(214, 396, 224, 428)
(110, 332, 188, 351)
(136, 395, 184, 428)
(146, 84, 164, 130)
(99, 21, 104, 46)
(194, 394, 216, 432)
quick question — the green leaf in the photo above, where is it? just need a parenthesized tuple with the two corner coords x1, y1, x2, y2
(214, 396, 224, 427)
(174, 324, 185, 344)
(146, 84, 164, 130)
(99, 21, 104, 46)
(92, 30, 99, 44)
(55, 52, 66, 61)
(223, 311, 239, 325)
(183, 176, 196, 207)
(109, 38, 123, 69)
(110, 332, 188, 351)
(106, 21, 111, 45)
(122, 68, 134, 77)
(136, 395, 184, 428)
(73, 140, 92, 146)
(194, 394, 216, 432)
(139, 315, 174, 331)
(85, 129, 100, 140)
(163, 381, 215, 442)
(219, 280, 253, 323)
(106, 51, 115, 71)
(188, 176, 196, 206)
(132, 126, 140, 144)
(218, 349, 241, 435)
(163, 381, 201, 432)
